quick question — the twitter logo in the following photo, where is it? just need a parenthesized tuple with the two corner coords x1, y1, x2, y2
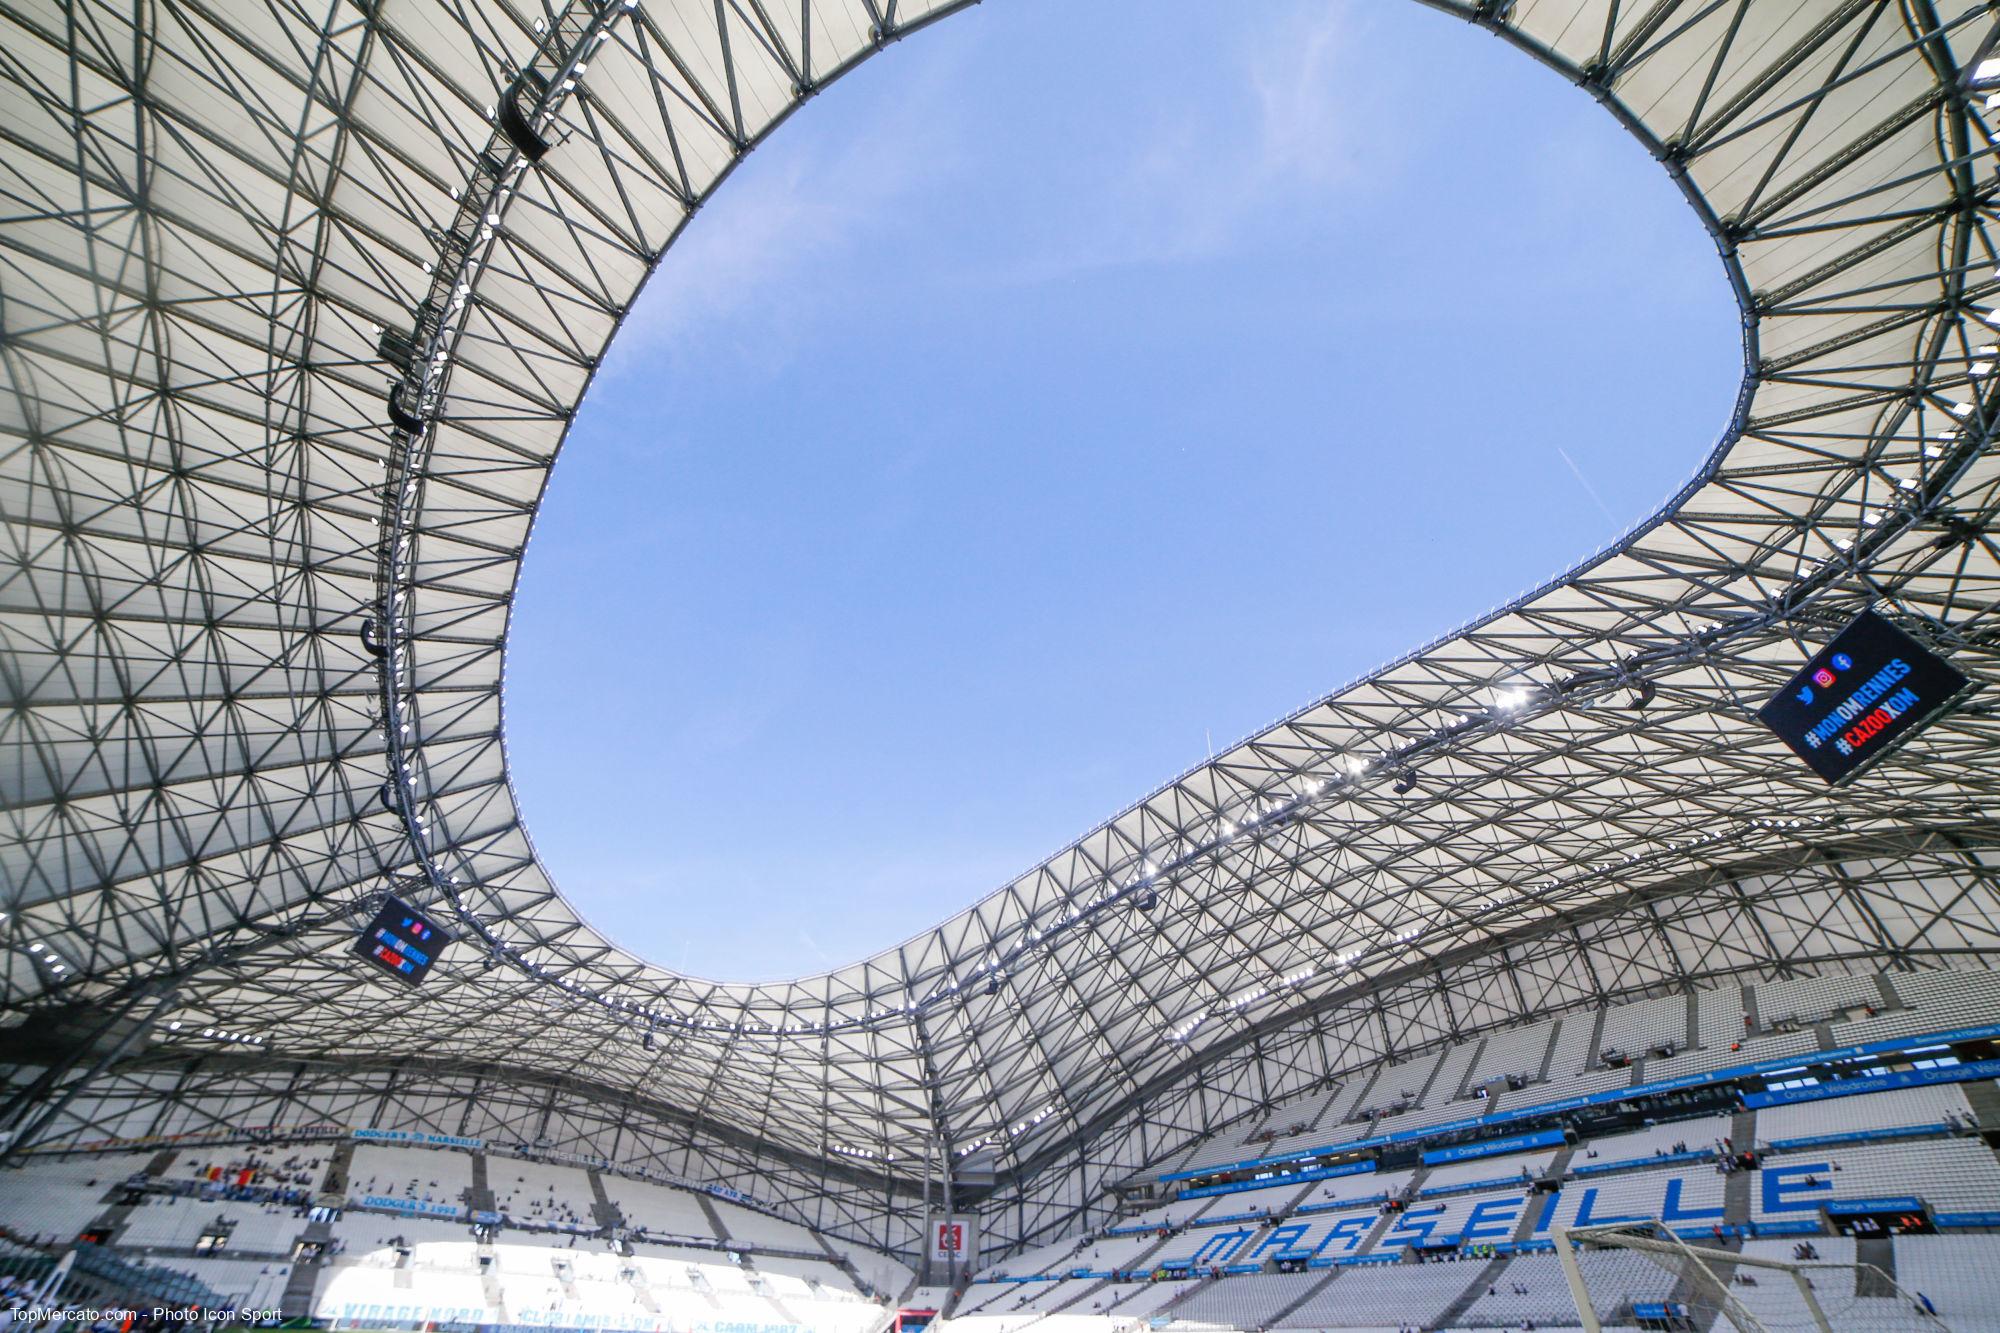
(1797, 685, 1814, 705)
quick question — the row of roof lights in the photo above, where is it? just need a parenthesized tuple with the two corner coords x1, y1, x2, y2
(828, 1142, 889, 1162)
(24, 938, 67, 976)
(163, 1020, 264, 1047)
(954, 1099, 1064, 1158)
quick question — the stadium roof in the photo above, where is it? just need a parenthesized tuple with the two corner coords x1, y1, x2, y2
(5, 0, 2000, 1223)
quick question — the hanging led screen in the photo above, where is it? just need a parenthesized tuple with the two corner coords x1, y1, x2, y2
(1756, 609, 1970, 785)
(354, 896, 452, 986)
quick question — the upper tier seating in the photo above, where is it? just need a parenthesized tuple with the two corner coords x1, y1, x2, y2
(1062, 1231, 1169, 1274)
(173, 1149, 325, 1196)
(945, 967, 2000, 1333)
(0, 1150, 156, 1244)
(1301, 1167, 1411, 1212)
(490, 1159, 593, 1228)
(1757, 1082, 1970, 1145)
(596, 1175, 714, 1238)
(119, 1193, 306, 1253)
(1749, 1138, 2000, 1220)
(1195, 1177, 1315, 1218)
(708, 1194, 821, 1250)
(1151, 966, 1996, 1186)
(1572, 1114, 1733, 1168)
(1597, 991, 1690, 1067)
(1838, 969, 2000, 1044)
(1463, 1019, 1557, 1090)
(1758, 973, 1884, 1031)
(1417, 1149, 1558, 1195)
(1114, 1196, 1212, 1233)
(348, 1144, 472, 1211)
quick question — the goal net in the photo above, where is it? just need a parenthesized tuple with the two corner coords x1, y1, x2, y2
(1550, 1222, 1950, 1332)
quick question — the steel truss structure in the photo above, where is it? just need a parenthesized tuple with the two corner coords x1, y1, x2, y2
(6, 0, 2000, 1268)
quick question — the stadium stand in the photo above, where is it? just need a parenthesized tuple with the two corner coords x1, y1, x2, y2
(0, 1151, 156, 1245)
(1169, 1268, 1320, 1327)
(1757, 1081, 1970, 1145)
(1, 967, 1995, 1332)
(928, 969, 2000, 1330)
(596, 1174, 716, 1238)
(490, 1158, 593, 1228)
(1595, 991, 1689, 1068)
(1284, 1259, 1489, 1330)
(1747, 1139, 2000, 1222)
(349, 1144, 474, 1211)
(1571, 1114, 1733, 1168)
(0, 966, 1988, 1333)
(1463, 1020, 1558, 1094)
(3, 1136, 915, 1332)
(118, 1193, 307, 1254)
(1758, 974, 1886, 1033)
(1894, 1234, 2000, 1331)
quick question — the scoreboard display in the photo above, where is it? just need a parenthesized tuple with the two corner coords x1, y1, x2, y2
(1756, 609, 1970, 785)
(354, 896, 451, 986)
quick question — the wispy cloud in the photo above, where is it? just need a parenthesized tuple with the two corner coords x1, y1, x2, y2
(600, 57, 967, 378)
(1005, 2, 1392, 280)
(595, 4, 1404, 372)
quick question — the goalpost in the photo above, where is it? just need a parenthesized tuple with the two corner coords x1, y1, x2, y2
(1550, 1222, 1949, 1333)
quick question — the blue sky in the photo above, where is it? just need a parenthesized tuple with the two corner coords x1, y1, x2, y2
(504, 0, 1741, 982)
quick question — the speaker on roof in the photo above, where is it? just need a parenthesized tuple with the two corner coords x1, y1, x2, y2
(497, 71, 550, 162)
(387, 383, 425, 433)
